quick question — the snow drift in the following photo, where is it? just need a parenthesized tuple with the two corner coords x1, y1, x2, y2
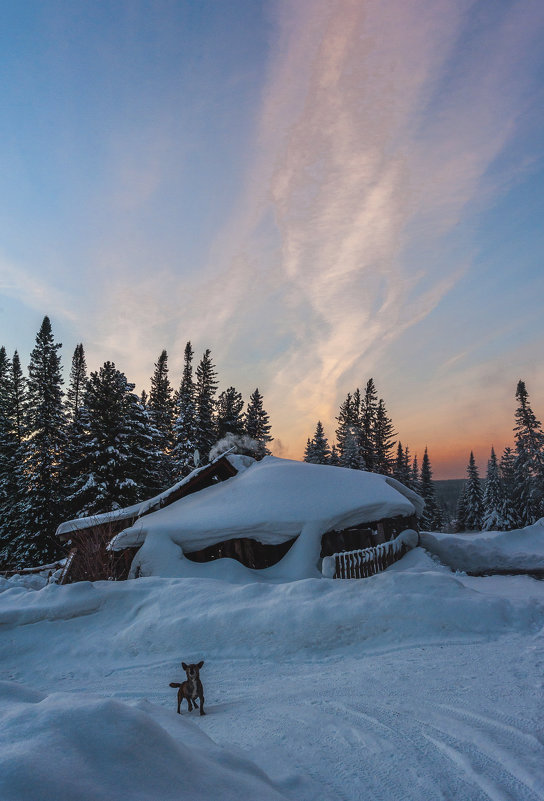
(0, 682, 288, 801)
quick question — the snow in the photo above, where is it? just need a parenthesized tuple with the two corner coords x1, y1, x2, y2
(420, 518, 544, 573)
(110, 457, 424, 579)
(1, 538, 543, 800)
(0, 683, 288, 801)
(56, 452, 252, 538)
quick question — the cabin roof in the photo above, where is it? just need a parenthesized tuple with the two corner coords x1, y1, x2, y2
(110, 456, 424, 554)
(56, 452, 245, 541)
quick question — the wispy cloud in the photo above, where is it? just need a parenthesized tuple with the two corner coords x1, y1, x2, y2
(170, 0, 543, 455)
(0, 258, 78, 324)
(11, 0, 539, 468)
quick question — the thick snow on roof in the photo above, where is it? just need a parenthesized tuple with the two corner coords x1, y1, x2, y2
(109, 457, 423, 579)
(56, 452, 252, 538)
(420, 519, 544, 573)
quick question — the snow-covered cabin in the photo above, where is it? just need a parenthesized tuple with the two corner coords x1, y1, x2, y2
(57, 455, 423, 582)
(106, 456, 424, 581)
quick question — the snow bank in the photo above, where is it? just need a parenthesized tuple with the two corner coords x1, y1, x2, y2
(0, 681, 288, 801)
(1, 553, 541, 668)
(111, 457, 423, 579)
(420, 519, 544, 573)
(2, 555, 544, 801)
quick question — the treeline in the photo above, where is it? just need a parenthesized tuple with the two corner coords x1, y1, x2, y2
(303, 378, 544, 533)
(0, 317, 273, 567)
(303, 379, 444, 532)
(453, 381, 544, 531)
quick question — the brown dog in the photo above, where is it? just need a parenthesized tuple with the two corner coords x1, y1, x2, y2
(169, 661, 205, 715)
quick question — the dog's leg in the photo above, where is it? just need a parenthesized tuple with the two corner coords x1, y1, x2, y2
(193, 698, 199, 708)
(187, 698, 193, 711)
(199, 694, 205, 716)
(177, 690, 182, 715)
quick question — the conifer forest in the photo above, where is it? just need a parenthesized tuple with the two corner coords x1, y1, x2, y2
(1, 315, 543, 568)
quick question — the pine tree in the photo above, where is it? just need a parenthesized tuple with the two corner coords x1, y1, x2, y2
(216, 387, 245, 440)
(303, 437, 315, 463)
(15, 317, 67, 564)
(66, 344, 87, 424)
(419, 447, 442, 531)
(335, 393, 356, 461)
(393, 441, 411, 485)
(0, 348, 14, 560)
(194, 349, 218, 462)
(329, 444, 340, 466)
(63, 345, 89, 520)
(410, 454, 421, 494)
(245, 388, 273, 459)
(499, 446, 519, 529)
(67, 362, 162, 516)
(172, 342, 198, 475)
(147, 350, 175, 487)
(304, 421, 331, 465)
(374, 398, 396, 475)
(360, 379, 378, 471)
(512, 380, 544, 524)
(463, 451, 483, 531)
(482, 446, 508, 531)
(339, 427, 366, 470)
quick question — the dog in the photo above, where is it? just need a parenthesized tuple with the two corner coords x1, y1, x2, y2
(169, 661, 205, 715)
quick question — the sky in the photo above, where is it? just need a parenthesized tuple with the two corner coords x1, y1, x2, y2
(0, 0, 543, 479)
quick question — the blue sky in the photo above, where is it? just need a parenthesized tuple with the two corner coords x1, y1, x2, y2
(1, 0, 543, 477)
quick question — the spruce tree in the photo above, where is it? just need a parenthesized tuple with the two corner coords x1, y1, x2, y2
(67, 362, 162, 516)
(194, 349, 218, 462)
(499, 446, 519, 529)
(419, 448, 442, 531)
(172, 342, 198, 475)
(16, 317, 66, 564)
(393, 441, 411, 485)
(304, 421, 331, 465)
(0, 348, 14, 561)
(463, 451, 483, 531)
(374, 398, 396, 475)
(216, 387, 245, 440)
(66, 344, 87, 424)
(410, 454, 421, 494)
(512, 380, 544, 524)
(245, 388, 273, 459)
(482, 446, 507, 531)
(303, 437, 315, 463)
(335, 393, 355, 462)
(339, 427, 366, 470)
(360, 379, 378, 471)
(329, 444, 340, 466)
(63, 345, 89, 520)
(147, 349, 175, 487)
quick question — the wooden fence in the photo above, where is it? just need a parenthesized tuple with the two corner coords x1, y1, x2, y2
(322, 529, 418, 580)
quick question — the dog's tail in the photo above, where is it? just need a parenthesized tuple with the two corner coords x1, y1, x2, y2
(169, 682, 182, 688)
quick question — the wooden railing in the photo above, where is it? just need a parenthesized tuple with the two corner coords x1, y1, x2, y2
(322, 529, 418, 580)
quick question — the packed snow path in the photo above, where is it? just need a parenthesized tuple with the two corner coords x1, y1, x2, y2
(1, 549, 543, 801)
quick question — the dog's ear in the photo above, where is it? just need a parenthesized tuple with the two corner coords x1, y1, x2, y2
(197, 660, 204, 669)
(181, 662, 188, 670)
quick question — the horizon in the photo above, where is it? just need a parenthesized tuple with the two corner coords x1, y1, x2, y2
(1, 1, 543, 480)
